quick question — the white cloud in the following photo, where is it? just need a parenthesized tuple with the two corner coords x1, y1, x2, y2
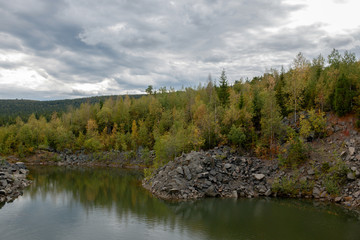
(0, 0, 359, 100)
(285, 0, 360, 33)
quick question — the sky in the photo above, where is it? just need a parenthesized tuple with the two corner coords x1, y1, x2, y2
(0, 0, 359, 100)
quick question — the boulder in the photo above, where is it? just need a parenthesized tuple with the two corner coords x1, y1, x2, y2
(307, 169, 315, 175)
(347, 172, 356, 180)
(312, 187, 321, 198)
(205, 185, 218, 197)
(183, 166, 192, 180)
(349, 147, 356, 156)
(224, 163, 232, 169)
(176, 167, 184, 175)
(253, 174, 265, 180)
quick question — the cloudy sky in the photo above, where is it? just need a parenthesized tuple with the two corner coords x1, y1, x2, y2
(0, 0, 359, 100)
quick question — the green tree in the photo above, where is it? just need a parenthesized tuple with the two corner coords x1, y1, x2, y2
(217, 69, 230, 107)
(286, 52, 310, 123)
(274, 67, 287, 117)
(328, 48, 341, 69)
(251, 88, 262, 131)
(334, 74, 353, 116)
(145, 85, 153, 95)
(260, 75, 283, 157)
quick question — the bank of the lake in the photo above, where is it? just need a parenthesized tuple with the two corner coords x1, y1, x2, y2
(0, 160, 31, 204)
(143, 145, 360, 212)
(17, 148, 154, 169)
(1, 166, 359, 240)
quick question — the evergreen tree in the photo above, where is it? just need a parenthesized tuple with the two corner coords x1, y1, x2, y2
(274, 67, 287, 117)
(334, 74, 353, 116)
(328, 48, 341, 69)
(252, 89, 262, 131)
(145, 85, 153, 95)
(217, 69, 230, 107)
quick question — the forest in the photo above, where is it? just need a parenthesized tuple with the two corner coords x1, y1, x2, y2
(0, 49, 359, 169)
(0, 95, 144, 126)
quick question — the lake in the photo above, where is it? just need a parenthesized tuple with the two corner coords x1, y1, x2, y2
(0, 166, 359, 240)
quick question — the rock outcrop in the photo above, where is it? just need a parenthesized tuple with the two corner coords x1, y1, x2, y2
(0, 160, 31, 204)
(143, 144, 360, 211)
(143, 146, 278, 200)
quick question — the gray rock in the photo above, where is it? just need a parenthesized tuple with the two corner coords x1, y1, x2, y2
(349, 147, 356, 156)
(253, 174, 265, 180)
(353, 191, 360, 198)
(210, 170, 216, 176)
(334, 125, 342, 132)
(307, 169, 315, 175)
(312, 187, 321, 198)
(265, 189, 272, 196)
(231, 190, 238, 198)
(198, 172, 209, 178)
(224, 163, 232, 169)
(183, 166, 192, 180)
(257, 185, 267, 194)
(334, 197, 342, 202)
(320, 191, 328, 198)
(15, 162, 25, 168)
(0, 180, 7, 187)
(204, 180, 212, 187)
(347, 172, 356, 180)
(176, 167, 184, 175)
(205, 185, 218, 197)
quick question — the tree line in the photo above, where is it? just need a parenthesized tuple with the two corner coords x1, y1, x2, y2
(0, 95, 144, 126)
(0, 49, 359, 168)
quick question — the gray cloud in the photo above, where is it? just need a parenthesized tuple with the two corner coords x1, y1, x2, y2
(0, 0, 359, 100)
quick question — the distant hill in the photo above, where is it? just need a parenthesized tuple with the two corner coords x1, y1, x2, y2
(0, 94, 144, 126)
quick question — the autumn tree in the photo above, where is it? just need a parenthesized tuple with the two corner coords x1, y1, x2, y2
(286, 52, 310, 123)
(260, 74, 283, 157)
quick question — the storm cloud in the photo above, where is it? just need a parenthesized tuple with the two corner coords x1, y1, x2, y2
(0, 0, 359, 100)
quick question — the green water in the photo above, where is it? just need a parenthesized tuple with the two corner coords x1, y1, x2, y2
(0, 166, 359, 240)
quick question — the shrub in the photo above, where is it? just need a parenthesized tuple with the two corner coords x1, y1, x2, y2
(227, 125, 246, 147)
(279, 137, 310, 167)
(83, 137, 103, 152)
(144, 167, 155, 180)
(287, 137, 309, 165)
(321, 160, 348, 195)
(272, 176, 297, 196)
(299, 109, 326, 140)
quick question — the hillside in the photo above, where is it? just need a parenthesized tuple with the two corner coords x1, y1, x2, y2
(0, 94, 144, 126)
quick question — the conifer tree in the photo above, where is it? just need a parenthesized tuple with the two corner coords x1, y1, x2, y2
(217, 69, 230, 107)
(334, 74, 353, 116)
(274, 67, 287, 117)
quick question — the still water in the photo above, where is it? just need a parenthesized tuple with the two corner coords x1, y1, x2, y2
(0, 166, 359, 240)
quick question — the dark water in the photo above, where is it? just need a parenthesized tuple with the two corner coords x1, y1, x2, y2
(0, 167, 359, 240)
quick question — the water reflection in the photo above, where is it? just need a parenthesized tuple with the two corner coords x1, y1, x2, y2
(0, 166, 359, 240)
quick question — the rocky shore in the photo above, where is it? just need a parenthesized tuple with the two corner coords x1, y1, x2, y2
(0, 160, 31, 204)
(143, 144, 360, 210)
(22, 148, 154, 169)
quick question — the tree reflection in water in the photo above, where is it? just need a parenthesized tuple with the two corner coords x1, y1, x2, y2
(25, 166, 360, 240)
